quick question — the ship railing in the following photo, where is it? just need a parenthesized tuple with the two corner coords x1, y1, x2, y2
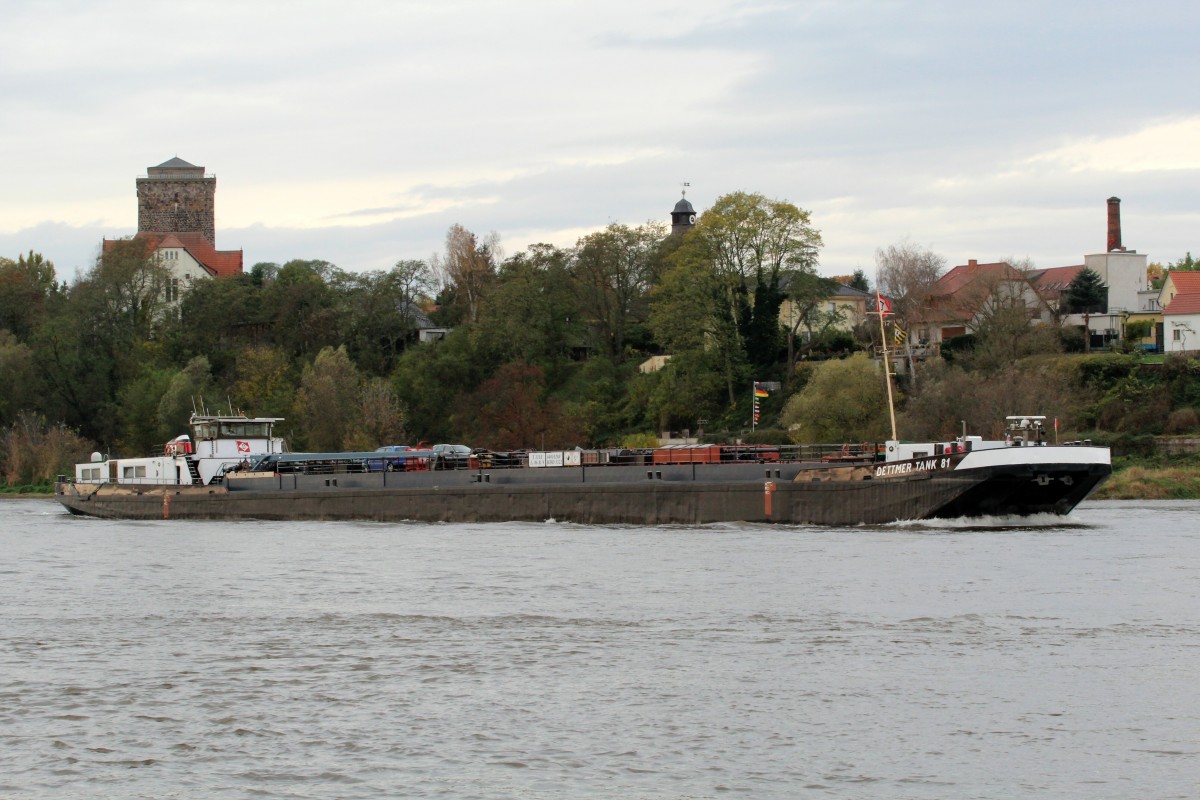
(243, 443, 883, 476)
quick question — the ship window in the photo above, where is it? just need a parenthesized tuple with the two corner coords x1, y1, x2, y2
(220, 421, 271, 438)
(123, 465, 147, 478)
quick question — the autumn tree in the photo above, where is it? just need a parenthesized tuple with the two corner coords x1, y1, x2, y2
(433, 224, 500, 325)
(453, 361, 583, 450)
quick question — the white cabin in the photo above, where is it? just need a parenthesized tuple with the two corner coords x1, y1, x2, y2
(74, 413, 286, 486)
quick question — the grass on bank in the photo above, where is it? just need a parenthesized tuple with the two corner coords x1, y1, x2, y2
(1091, 465, 1200, 500)
(0, 481, 55, 496)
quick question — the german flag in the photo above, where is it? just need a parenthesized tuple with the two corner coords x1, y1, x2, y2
(754, 382, 769, 398)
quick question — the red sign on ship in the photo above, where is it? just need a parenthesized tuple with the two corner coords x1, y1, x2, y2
(236, 441, 250, 453)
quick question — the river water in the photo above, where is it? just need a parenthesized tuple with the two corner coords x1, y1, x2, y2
(1, 499, 1197, 799)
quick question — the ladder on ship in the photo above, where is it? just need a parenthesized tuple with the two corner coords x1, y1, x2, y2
(186, 459, 202, 485)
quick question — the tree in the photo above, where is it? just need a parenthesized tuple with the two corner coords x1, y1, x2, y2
(0, 251, 59, 340)
(293, 346, 363, 451)
(572, 222, 665, 361)
(0, 331, 39, 426)
(780, 270, 844, 378)
(479, 244, 579, 367)
(847, 269, 870, 292)
(658, 191, 823, 401)
(355, 378, 406, 450)
(261, 260, 344, 358)
(87, 237, 172, 336)
(1064, 268, 1108, 353)
(780, 353, 891, 443)
(875, 241, 945, 321)
(432, 224, 500, 325)
(453, 361, 583, 450)
(343, 260, 435, 375)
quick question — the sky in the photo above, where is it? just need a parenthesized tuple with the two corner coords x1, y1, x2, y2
(3, 0, 1199, 282)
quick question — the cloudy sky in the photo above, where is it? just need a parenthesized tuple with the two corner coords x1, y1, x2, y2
(3, 1, 1198, 281)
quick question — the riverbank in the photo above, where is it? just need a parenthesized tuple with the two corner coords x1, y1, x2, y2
(1091, 465, 1200, 500)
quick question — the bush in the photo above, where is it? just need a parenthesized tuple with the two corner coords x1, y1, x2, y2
(742, 427, 788, 444)
(1165, 408, 1200, 435)
(0, 412, 94, 485)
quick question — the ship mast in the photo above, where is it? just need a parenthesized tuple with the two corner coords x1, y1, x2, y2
(875, 288, 898, 441)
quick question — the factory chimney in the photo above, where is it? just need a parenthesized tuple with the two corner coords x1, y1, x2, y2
(1106, 196, 1124, 252)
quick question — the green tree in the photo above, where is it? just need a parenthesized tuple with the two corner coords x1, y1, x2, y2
(261, 260, 345, 358)
(1065, 268, 1108, 354)
(343, 260, 435, 375)
(0, 331, 39, 426)
(227, 344, 295, 419)
(847, 269, 870, 292)
(155, 356, 217, 446)
(691, 192, 821, 362)
(293, 346, 363, 451)
(655, 191, 822, 402)
(780, 353, 890, 443)
(0, 251, 59, 340)
(478, 244, 579, 368)
(572, 223, 665, 361)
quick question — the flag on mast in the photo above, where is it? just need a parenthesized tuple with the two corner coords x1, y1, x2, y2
(893, 324, 907, 346)
(754, 382, 769, 398)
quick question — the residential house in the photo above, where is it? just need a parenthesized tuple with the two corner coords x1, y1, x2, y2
(908, 260, 1048, 350)
(1161, 271, 1200, 353)
(779, 281, 873, 340)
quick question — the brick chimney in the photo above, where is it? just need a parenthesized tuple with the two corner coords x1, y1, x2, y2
(1106, 196, 1124, 252)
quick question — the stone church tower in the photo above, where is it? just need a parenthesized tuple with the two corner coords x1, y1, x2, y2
(136, 157, 217, 244)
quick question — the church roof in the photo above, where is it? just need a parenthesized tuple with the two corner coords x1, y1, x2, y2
(673, 197, 695, 214)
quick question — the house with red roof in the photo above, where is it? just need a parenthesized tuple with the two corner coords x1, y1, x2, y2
(908, 259, 1051, 349)
(102, 157, 243, 302)
(1161, 271, 1200, 353)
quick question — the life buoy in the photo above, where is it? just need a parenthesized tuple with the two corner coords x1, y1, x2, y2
(164, 444, 173, 456)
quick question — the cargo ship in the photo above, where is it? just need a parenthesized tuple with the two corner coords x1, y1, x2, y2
(54, 412, 1110, 525)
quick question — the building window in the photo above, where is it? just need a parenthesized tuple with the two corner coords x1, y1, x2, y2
(1174, 329, 1182, 341)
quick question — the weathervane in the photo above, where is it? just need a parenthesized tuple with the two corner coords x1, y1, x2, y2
(681, 181, 690, 198)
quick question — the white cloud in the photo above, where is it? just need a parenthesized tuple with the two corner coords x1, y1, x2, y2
(1027, 117, 1200, 173)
